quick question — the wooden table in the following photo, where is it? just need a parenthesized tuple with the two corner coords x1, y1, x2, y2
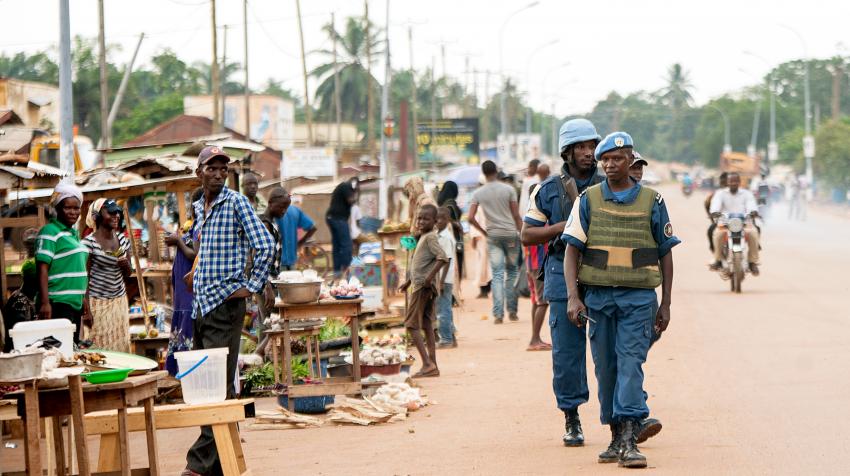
(273, 299, 363, 411)
(266, 325, 322, 385)
(1, 378, 44, 476)
(10, 371, 165, 476)
(377, 230, 409, 312)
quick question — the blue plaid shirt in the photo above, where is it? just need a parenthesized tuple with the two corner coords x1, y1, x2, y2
(192, 187, 274, 318)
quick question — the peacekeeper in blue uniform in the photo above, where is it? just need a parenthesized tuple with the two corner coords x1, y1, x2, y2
(563, 132, 680, 468)
(521, 118, 604, 447)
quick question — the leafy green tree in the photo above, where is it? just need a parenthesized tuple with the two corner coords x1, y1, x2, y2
(310, 16, 382, 131)
(812, 119, 850, 192)
(0, 51, 58, 83)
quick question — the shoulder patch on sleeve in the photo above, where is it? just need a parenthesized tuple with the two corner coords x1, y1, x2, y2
(664, 222, 673, 238)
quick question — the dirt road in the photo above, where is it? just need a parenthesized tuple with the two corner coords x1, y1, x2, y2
(4, 185, 848, 475)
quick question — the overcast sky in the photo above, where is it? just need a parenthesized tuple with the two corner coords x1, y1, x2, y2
(2, 0, 848, 116)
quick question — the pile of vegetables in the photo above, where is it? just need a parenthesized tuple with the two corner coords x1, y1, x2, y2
(358, 346, 407, 366)
(243, 358, 312, 393)
(319, 318, 351, 342)
(371, 382, 424, 410)
(328, 277, 363, 298)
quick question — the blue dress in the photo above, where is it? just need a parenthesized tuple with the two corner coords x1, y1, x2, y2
(166, 230, 197, 376)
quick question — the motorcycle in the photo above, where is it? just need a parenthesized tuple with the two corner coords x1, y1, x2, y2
(712, 213, 755, 293)
(681, 179, 694, 197)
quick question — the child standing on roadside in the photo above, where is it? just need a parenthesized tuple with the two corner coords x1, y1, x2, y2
(436, 207, 457, 348)
(399, 204, 448, 377)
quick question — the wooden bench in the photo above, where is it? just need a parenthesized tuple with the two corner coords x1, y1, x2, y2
(84, 399, 253, 476)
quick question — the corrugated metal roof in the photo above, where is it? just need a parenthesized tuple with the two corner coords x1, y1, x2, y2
(0, 127, 34, 153)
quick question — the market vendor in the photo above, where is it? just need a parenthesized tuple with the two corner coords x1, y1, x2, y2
(2, 259, 37, 352)
(83, 199, 132, 352)
(403, 176, 435, 236)
(36, 182, 90, 341)
(242, 171, 267, 214)
(326, 178, 358, 279)
(164, 188, 203, 376)
(277, 187, 317, 272)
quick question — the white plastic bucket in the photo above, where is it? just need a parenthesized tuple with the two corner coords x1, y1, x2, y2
(174, 347, 229, 405)
(10, 319, 76, 358)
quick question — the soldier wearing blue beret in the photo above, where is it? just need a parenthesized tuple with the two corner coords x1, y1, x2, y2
(521, 118, 604, 447)
(562, 132, 680, 468)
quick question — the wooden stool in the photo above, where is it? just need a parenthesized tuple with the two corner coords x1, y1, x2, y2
(85, 399, 253, 476)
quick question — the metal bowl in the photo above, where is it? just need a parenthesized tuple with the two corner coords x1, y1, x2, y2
(0, 352, 43, 382)
(274, 281, 322, 304)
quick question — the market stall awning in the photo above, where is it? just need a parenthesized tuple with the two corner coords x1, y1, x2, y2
(8, 174, 200, 203)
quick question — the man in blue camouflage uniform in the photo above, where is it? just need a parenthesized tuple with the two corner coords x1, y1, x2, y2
(521, 118, 604, 447)
(563, 132, 679, 468)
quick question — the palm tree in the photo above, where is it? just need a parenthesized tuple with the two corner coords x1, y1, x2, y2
(659, 63, 695, 110)
(311, 16, 383, 125)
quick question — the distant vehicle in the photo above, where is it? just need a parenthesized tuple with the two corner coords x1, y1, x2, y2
(30, 134, 92, 172)
(720, 151, 760, 188)
(640, 169, 661, 185)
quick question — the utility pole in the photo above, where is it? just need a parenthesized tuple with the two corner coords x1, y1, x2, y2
(105, 33, 144, 149)
(243, 0, 250, 139)
(58, 0, 74, 179)
(97, 0, 109, 149)
(333, 13, 342, 164)
(831, 61, 842, 121)
(210, 0, 220, 132)
(365, 0, 375, 159)
(408, 25, 418, 170)
(378, 0, 391, 219)
(221, 24, 228, 129)
(431, 56, 437, 135)
(295, 0, 313, 146)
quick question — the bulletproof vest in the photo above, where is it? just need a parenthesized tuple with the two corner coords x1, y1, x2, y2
(578, 185, 662, 289)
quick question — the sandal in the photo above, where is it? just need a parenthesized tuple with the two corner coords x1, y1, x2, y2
(413, 368, 441, 378)
(526, 342, 552, 351)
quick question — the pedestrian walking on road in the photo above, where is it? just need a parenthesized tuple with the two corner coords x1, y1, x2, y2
(435, 207, 457, 348)
(520, 118, 604, 446)
(326, 178, 358, 279)
(468, 160, 523, 324)
(182, 146, 275, 476)
(563, 132, 679, 468)
(399, 204, 448, 378)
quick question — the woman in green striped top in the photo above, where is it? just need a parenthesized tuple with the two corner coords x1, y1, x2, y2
(36, 183, 89, 341)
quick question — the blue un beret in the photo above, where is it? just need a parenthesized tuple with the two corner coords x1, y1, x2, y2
(595, 132, 634, 160)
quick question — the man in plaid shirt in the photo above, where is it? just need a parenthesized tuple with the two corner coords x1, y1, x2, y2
(183, 146, 274, 476)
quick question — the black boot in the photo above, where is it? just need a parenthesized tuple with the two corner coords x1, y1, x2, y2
(618, 418, 647, 468)
(597, 423, 620, 463)
(636, 417, 662, 444)
(562, 409, 584, 447)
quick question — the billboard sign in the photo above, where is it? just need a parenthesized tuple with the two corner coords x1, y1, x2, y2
(416, 118, 480, 165)
(282, 147, 336, 178)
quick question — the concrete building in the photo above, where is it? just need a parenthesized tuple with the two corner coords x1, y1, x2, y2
(0, 78, 59, 130)
(183, 95, 294, 150)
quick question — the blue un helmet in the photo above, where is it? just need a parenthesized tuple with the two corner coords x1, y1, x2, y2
(594, 131, 634, 161)
(558, 118, 602, 155)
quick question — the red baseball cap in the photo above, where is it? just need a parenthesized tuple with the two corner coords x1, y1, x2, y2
(197, 145, 231, 167)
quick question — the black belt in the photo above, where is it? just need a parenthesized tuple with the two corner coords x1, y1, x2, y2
(582, 248, 659, 270)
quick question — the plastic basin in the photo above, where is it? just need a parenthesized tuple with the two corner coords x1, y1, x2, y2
(83, 368, 132, 385)
(175, 347, 229, 405)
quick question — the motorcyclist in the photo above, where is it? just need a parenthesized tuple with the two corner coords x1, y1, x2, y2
(708, 172, 761, 275)
(681, 172, 694, 194)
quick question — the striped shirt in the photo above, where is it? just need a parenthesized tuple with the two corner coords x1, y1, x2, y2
(83, 233, 129, 299)
(35, 219, 89, 310)
(192, 187, 274, 319)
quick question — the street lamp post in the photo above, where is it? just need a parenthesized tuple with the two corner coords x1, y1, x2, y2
(781, 25, 814, 184)
(540, 62, 570, 156)
(707, 104, 731, 155)
(737, 67, 763, 158)
(525, 39, 559, 134)
(744, 50, 778, 167)
(499, 1, 539, 160)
